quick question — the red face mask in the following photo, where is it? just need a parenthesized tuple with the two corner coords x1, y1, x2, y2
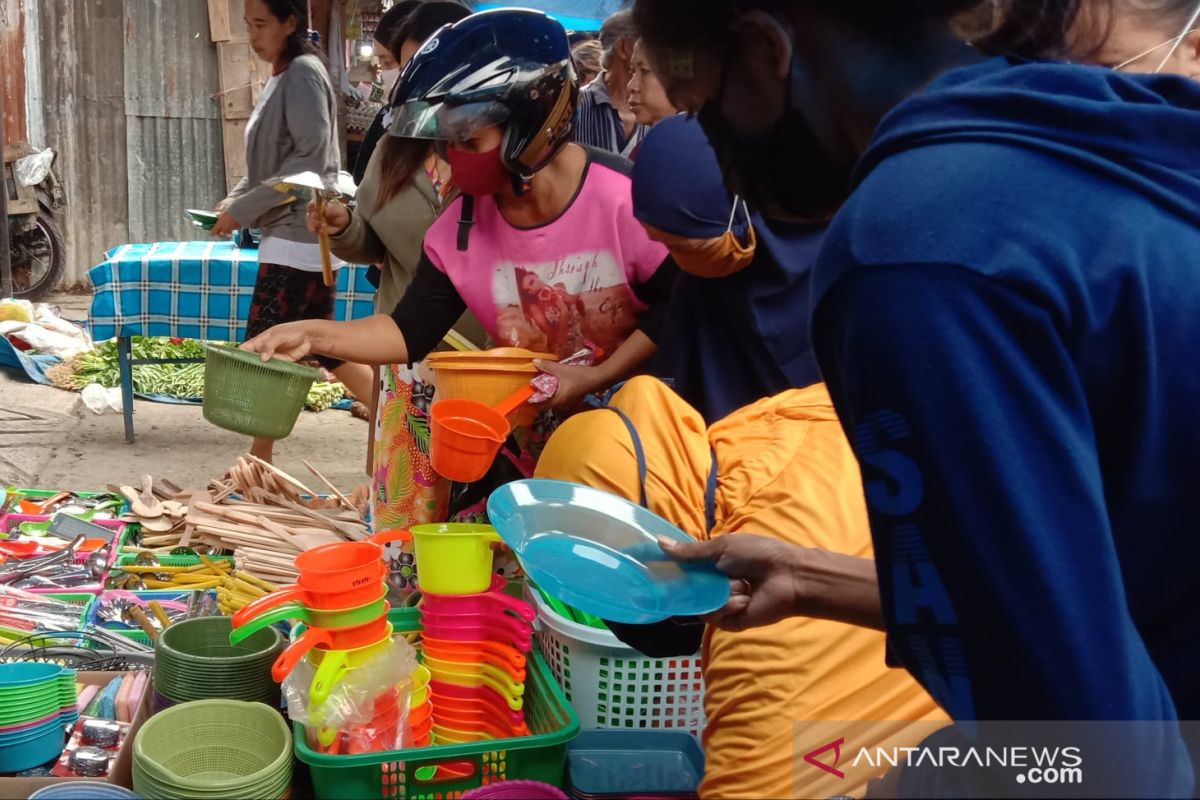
(447, 144, 511, 196)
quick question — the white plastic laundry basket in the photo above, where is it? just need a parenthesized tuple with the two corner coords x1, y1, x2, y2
(528, 588, 707, 738)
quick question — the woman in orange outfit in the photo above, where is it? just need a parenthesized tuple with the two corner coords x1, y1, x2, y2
(535, 376, 946, 799)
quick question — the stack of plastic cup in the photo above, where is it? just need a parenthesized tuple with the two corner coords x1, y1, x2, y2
(408, 664, 432, 746)
(229, 533, 407, 686)
(0, 663, 75, 772)
(419, 572, 534, 743)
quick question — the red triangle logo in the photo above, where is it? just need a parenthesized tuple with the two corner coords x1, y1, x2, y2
(803, 737, 846, 780)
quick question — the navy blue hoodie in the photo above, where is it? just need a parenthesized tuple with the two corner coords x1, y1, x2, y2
(811, 58, 1200, 796)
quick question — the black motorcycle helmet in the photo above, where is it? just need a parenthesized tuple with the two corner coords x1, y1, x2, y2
(388, 8, 578, 183)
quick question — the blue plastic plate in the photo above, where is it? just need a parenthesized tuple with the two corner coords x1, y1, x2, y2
(487, 480, 730, 624)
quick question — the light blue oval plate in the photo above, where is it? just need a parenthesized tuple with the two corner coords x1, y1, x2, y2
(487, 479, 730, 624)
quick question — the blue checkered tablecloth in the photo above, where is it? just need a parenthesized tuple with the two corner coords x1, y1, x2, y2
(88, 241, 377, 342)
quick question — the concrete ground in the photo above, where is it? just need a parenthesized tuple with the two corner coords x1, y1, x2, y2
(0, 292, 370, 495)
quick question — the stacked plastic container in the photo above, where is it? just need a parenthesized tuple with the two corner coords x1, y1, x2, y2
(231, 532, 421, 754)
(154, 616, 283, 711)
(410, 523, 535, 745)
(0, 663, 78, 772)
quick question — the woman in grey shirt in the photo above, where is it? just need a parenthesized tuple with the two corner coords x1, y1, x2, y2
(213, 0, 372, 463)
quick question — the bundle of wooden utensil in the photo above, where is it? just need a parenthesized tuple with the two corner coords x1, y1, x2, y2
(115, 456, 368, 585)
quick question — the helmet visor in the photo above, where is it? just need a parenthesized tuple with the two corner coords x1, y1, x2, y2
(389, 100, 511, 143)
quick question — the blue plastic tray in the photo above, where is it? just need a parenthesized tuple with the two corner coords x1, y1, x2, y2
(566, 729, 704, 798)
(487, 480, 729, 624)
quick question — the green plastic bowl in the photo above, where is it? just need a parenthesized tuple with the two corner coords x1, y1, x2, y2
(133, 700, 291, 796)
(154, 618, 281, 703)
(157, 617, 282, 664)
(201, 344, 320, 439)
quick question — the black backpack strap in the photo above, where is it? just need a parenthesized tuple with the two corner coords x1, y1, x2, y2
(602, 406, 649, 510)
(456, 194, 475, 252)
(705, 448, 718, 533)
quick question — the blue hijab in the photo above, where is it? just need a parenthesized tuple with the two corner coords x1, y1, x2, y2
(631, 115, 824, 423)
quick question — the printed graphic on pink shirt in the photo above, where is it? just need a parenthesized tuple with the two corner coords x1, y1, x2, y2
(493, 249, 638, 357)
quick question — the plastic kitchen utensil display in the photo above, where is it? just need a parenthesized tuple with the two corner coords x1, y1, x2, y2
(487, 479, 730, 625)
(429, 386, 535, 482)
(234, 532, 402, 708)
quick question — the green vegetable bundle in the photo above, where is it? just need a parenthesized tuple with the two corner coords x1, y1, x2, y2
(48, 336, 346, 411)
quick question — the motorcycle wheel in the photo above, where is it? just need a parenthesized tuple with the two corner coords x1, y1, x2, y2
(9, 209, 66, 301)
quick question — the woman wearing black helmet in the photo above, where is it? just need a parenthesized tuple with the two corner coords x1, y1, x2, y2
(245, 9, 678, 416)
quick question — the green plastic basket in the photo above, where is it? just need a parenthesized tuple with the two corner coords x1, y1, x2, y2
(114, 554, 235, 570)
(88, 589, 217, 647)
(294, 649, 579, 800)
(201, 344, 320, 439)
(44, 593, 97, 630)
(133, 699, 292, 797)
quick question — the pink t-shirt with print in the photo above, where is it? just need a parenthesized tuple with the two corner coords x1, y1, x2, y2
(423, 155, 668, 360)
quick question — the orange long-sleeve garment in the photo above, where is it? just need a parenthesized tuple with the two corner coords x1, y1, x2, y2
(536, 377, 947, 799)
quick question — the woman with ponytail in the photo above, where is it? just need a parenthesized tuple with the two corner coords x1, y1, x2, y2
(306, 1, 482, 541)
(212, 0, 372, 463)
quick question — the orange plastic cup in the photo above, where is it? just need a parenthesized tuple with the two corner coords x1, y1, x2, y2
(429, 386, 534, 482)
(295, 530, 410, 591)
(272, 615, 392, 682)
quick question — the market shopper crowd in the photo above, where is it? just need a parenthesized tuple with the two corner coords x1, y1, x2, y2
(230, 0, 1200, 796)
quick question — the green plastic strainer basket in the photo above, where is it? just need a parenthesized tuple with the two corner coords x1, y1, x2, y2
(202, 343, 321, 439)
(133, 700, 292, 795)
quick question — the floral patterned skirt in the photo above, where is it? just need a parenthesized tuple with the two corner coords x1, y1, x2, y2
(373, 362, 557, 596)
(372, 362, 446, 599)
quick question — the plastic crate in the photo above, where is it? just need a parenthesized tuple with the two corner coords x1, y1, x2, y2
(112, 553, 235, 571)
(296, 649, 578, 800)
(0, 592, 97, 638)
(87, 589, 216, 646)
(528, 589, 706, 738)
(0, 514, 131, 595)
(5, 488, 105, 500)
(4, 488, 128, 518)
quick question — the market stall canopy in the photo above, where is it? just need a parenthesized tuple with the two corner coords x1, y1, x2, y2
(473, 1, 626, 31)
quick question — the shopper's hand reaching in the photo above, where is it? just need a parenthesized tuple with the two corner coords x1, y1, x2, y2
(241, 321, 320, 363)
(307, 199, 351, 236)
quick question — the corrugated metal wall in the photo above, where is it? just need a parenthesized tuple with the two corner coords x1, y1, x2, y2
(1, 0, 27, 144)
(123, 0, 223, 245)
(36, 0, 224, 286)
(39, 0, 129, 286)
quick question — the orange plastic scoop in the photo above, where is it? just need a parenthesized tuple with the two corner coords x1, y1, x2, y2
(429, 385, 535, 482)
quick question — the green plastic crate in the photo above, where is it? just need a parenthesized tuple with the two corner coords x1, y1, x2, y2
(3, 593, 97, 635)
(6, 488, 104, 500)
(87, 589, 217, 647)
(295, 649, 579, 799)
(48, 592, 96, 630)
(113, 553, 235, 570)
